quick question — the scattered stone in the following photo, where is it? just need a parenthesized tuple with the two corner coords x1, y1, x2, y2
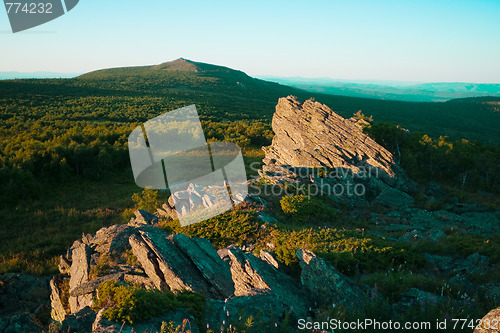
(0, 274, 51, 332)
(257, 212, 279, 224)
(244, 195, 268, 207)
(374, 187, 415, 208)
(448, 273, 475, 294)
(260, 250, 280, 269)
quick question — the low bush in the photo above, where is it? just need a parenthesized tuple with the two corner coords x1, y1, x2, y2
(95, 281, 205, 325)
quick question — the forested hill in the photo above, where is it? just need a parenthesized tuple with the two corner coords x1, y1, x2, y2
(1, 58, 500, 143)
(78, 58, 297, 99)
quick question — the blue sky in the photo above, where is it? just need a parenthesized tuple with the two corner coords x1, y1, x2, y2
(1, 0, 500, 82)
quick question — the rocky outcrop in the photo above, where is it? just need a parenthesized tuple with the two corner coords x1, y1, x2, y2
(263, 96, 412, 191)
(54, 211, 358, 331)
(258, 96, 417, 210)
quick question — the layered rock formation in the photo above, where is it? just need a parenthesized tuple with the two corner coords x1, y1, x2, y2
(263, 96, 412, 190)
(49, 211, 372, 332)
(259, 96, 417, 210)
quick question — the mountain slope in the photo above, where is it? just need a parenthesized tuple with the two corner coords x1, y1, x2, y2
(78, 58, 299, 101)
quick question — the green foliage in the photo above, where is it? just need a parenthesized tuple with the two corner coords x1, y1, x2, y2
(89, 254, 114, 279)
(280, 195, 309, 214)
(415, 230, 500, 263)
(131, 188, 163, 213)
(160, 210, 264, 248)
(280, 195, 338, 224)
(95, 281, 204, 325)
(364, 121, 500, 194)
(352, 110, 373, 123)
(264, 227, 424, 274)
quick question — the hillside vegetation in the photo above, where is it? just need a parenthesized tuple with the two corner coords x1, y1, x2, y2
(1, 58, 499, 274)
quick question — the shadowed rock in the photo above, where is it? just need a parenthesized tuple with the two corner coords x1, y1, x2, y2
(297, 249, 366, 308)
(129, 233, 169, 290)
(69, 273, 123, 297)
(219, 246, 309, 317)
(130, 228, 230, 299)
(172, 234, 235, 298)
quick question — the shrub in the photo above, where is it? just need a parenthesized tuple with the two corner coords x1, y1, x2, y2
(160, 210, 265, 248)
(265, 227, 424, 274)
(131, 188, 164, 213)
(280, 195, 309, 214)
(95, 281, 204, 325)
(280, 195, 337, 224)
(89, 254, 113, 279)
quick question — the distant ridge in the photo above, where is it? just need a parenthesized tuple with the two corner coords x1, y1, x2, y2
(263, 76, 500, 103)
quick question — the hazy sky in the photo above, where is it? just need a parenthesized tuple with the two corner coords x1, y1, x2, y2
(1, 0, 500, 82)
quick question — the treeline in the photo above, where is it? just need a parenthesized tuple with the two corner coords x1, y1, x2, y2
(0, 97, 272, 205)
(364, 122, 500, 193)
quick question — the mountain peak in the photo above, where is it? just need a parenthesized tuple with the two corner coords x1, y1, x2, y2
(153, 58, 198, 72)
